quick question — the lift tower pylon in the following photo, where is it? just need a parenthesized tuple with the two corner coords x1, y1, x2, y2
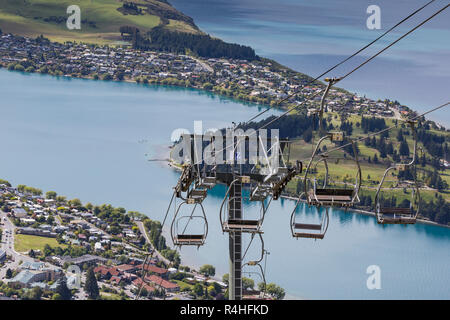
(228, 179, 242, 300)
(171, 133, 296, 300)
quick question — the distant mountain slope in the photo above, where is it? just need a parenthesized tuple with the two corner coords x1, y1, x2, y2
(0, 0, 201, 44)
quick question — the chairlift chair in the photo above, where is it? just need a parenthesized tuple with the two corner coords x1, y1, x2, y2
(272, 161, 302, 200)
(197, 176, 217, 189)
(304, 136, 361, 207)
(171, 201, 208, 247)
(375, 121, 420, 225)
(197, 149, 218, 190)
(220, 178, 265, 233)
(175, 164, 195, 197)
(186, 187, 207, 204)
(250, 183, 272, 202)
(304, 77, 361, 207)
(242, 233, 268, 299)
(290, 193, 330, 239)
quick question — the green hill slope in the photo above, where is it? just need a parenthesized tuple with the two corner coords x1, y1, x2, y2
(0, 0, 201, 44)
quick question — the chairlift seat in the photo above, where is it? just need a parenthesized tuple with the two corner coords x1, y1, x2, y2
(293, 232, 325, 239)
(190, 189, 207, 197)
(277, 167, 289, 174)
(273, 169, 298, 200)
(224, 219, 261, 231)
(380, 207, 413, 215)
(293, 223, 322, 231)
(379, 217, 416, 224)
(203, 177, 216, 184)
(186, 198, 203, 204)
(309, 188, 353, 203)
(174, 234, 205, 245)
(250, 191, 269, 202)
(264, 174, 282, 183)
(199, 177, 216, 189)
(187, 188, 207, 204)
(250, 185, 271, 201)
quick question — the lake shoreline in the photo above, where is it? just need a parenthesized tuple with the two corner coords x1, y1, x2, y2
(279, 195, 450, 229)
(2, 32, 446, 133)
(168, 160, 449, 230)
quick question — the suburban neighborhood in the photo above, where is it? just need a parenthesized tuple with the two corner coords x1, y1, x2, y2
(0, 181, 257, 300)
(0, 32, 420, 122)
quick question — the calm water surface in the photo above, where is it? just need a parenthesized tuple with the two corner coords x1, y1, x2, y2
(0, 69, 449, 299)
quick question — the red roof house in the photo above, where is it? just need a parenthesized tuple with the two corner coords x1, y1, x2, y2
(146, 275, 179, 293)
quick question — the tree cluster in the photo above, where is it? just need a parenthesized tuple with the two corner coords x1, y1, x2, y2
(361, 116, 387, 133)
(134, 26, 257, 60)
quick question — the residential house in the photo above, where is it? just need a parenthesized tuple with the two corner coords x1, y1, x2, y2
(146, 275, 179, 293)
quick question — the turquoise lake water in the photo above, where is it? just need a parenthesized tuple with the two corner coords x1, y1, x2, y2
(0, 69, 449, 299)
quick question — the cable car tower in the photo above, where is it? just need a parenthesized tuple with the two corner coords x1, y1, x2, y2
(168, 129, 300, 300)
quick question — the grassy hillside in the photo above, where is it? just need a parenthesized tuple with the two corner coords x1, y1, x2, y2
(288, 114, 449, 187)
(0, 0, 200, 45)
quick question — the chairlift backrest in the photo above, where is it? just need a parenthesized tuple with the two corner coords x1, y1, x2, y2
(374, 121, 420, 224)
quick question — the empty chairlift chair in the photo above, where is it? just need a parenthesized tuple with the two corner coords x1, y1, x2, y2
(303, 77, 360, 207)
(242, 235, 268, 298)
(290, 194, 330, 239)
(250, 183, 272, 202)
(174, 164, 195, 198)
(304, 134, 361, 208)
(187, 188, 207, 204)
(272, 161, 302, 200)
(220, 178, 264, 233)
(375, 121, 420, 225)
(197, 164, 217, 190)
(197, 176, 216, 189)
(171, 201, 208, 247)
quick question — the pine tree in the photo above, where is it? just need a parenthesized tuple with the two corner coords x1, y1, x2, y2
(386, 142, 394, 155)
(421, 153, 426, 167)
(373, 153, 379, 164)
(399, 140, 410, 157)
(56, 278, 72, 300)
(397, 129, 404, 142)
(85, 267, 100, 299)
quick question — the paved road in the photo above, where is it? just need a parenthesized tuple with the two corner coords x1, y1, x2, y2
(0, 210, 60, 278)
(0, 210, 35, 279)
(136, 221, 170, 265)
(390, 106, 404, 121)
(77, 217, 146, 256)
(193, 57, 214, 73)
